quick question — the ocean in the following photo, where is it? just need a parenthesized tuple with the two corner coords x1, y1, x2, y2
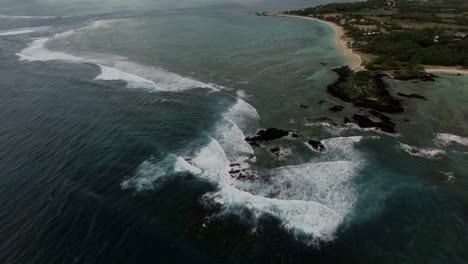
(0, 0, 467, 263)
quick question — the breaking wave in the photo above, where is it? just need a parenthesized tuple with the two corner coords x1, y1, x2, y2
(0, 15, 57, 19)
(123, 96, 367, 244)
(32, 18, 368, 245)
(399, 143, 445, 160)
(0, 27, 49, 36)
(435, 133, 468, 148)
(305, 122, 398, 137)
(16, 19, 218, 92)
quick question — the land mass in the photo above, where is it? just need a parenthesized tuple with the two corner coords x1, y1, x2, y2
(256, 0, 468, 133)
(283, 0, 468, 76)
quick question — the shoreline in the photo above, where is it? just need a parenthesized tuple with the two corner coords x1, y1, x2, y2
(278, 15, 468, 75)
(283, 15, 363, 71)
(424, 65, 468, 75)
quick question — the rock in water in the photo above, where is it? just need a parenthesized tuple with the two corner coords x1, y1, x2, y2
(397, 92, 427, 100)
(246, 128, 294, 142)
(327, 67, 404, 113)
(353, 114, 397, 134)
(307, 140, 326, 152)
(329, 105, 344, 112)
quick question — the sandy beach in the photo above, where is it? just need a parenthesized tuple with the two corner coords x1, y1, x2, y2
(283, 15, 362, 71)
(424, 66, 468, 75)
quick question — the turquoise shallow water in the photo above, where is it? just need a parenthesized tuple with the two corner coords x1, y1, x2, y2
(0, 0, 468, 263)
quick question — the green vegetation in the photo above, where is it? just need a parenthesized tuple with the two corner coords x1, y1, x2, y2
(340, 70, 379, 97)
(285, 0, 468, 72)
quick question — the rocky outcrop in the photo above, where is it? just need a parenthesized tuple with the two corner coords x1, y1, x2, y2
(246, 128, 299, 144)
(397, 92, 427, 100)
(353, 114, 397, 134)
(327, 66, 404, 113)
(329, 105, 344, 112)
(306, 140, 326, 152)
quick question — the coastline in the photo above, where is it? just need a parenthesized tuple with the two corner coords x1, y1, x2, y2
(424, 65, 468, 75)
(279, 15, 468, 75)
(283, 15, 363, 71)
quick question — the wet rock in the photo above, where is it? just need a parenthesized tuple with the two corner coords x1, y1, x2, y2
(308, 117, 333, 123)
(329, 105, 344, 112)
(270, 147, 280, 154)
(246, 128, 298, 143)
(269, 147, 292, 158)
(306, 140, 326, 152)
(353, 114, 397, 134)
(290, 132, 300, 138)
(369, 110, 391, 122)
(327, 66, 404, 113)
(397, 92, 427, 100)
(343, 117, 351, 124)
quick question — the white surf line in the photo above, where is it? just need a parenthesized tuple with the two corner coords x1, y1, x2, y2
(15, 20, 219, 92)
(435, 133, 468, 148)
(0, 15, 56, 19)
(398, 143, 445, 160)
(0, 27, 49, 36)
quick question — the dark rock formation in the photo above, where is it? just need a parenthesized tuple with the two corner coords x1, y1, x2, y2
(270, 147, 280, 154)
(299, 104, 309, 109)
(397, 92, 427, 100)
(343, 117, 351, 124)
(329, 105, 344, 112)
(369, 110, 391, 122)
(327, 66, 404, 113)
(353, 114, 397, 134)
(392, 72, 436, 82)
(246, 128, 298, 143)
(307, 140, 326, 152)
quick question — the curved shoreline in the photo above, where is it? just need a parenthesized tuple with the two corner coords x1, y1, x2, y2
(283, 15, 362, 71)
(424, 66, 468, 75)
(280, 15, 468, 75)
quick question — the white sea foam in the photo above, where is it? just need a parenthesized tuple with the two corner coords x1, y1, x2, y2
(121, 155, 201, 192)
(223, 98, 259, 134)
(305, 122, 398, 137)
(206, 185, 343, 243)
(0, 15, 56, 19)
(16, 20, 218, 92)
(124, 116, 365, 244)
(236, 89, 249, 98)
(17, 38, 85, 62)
(399, 143, 445, 160)
(0, 27, 49, 36)
(199, 135, 364, 243)
(435, 133, 468, 148)
(96, 65, 157, 89)
(122, 94, 366, 243)
(443, 172, 455, 183)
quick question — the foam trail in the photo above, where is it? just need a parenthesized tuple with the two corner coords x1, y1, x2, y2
(121, 155, 201, 192)
(17, 38, 85, 62)
(0, 15, 56, 19)
(16, 20, 218, 92)
(123, 92, 367, 243)
(0, 27, 49, 36)
(435, 133, 468, 147)
(95, 65, 157, 89)
(399, 143, 445, 160)
(206, 185, 343, 243)
(198, 135, 363, 243)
